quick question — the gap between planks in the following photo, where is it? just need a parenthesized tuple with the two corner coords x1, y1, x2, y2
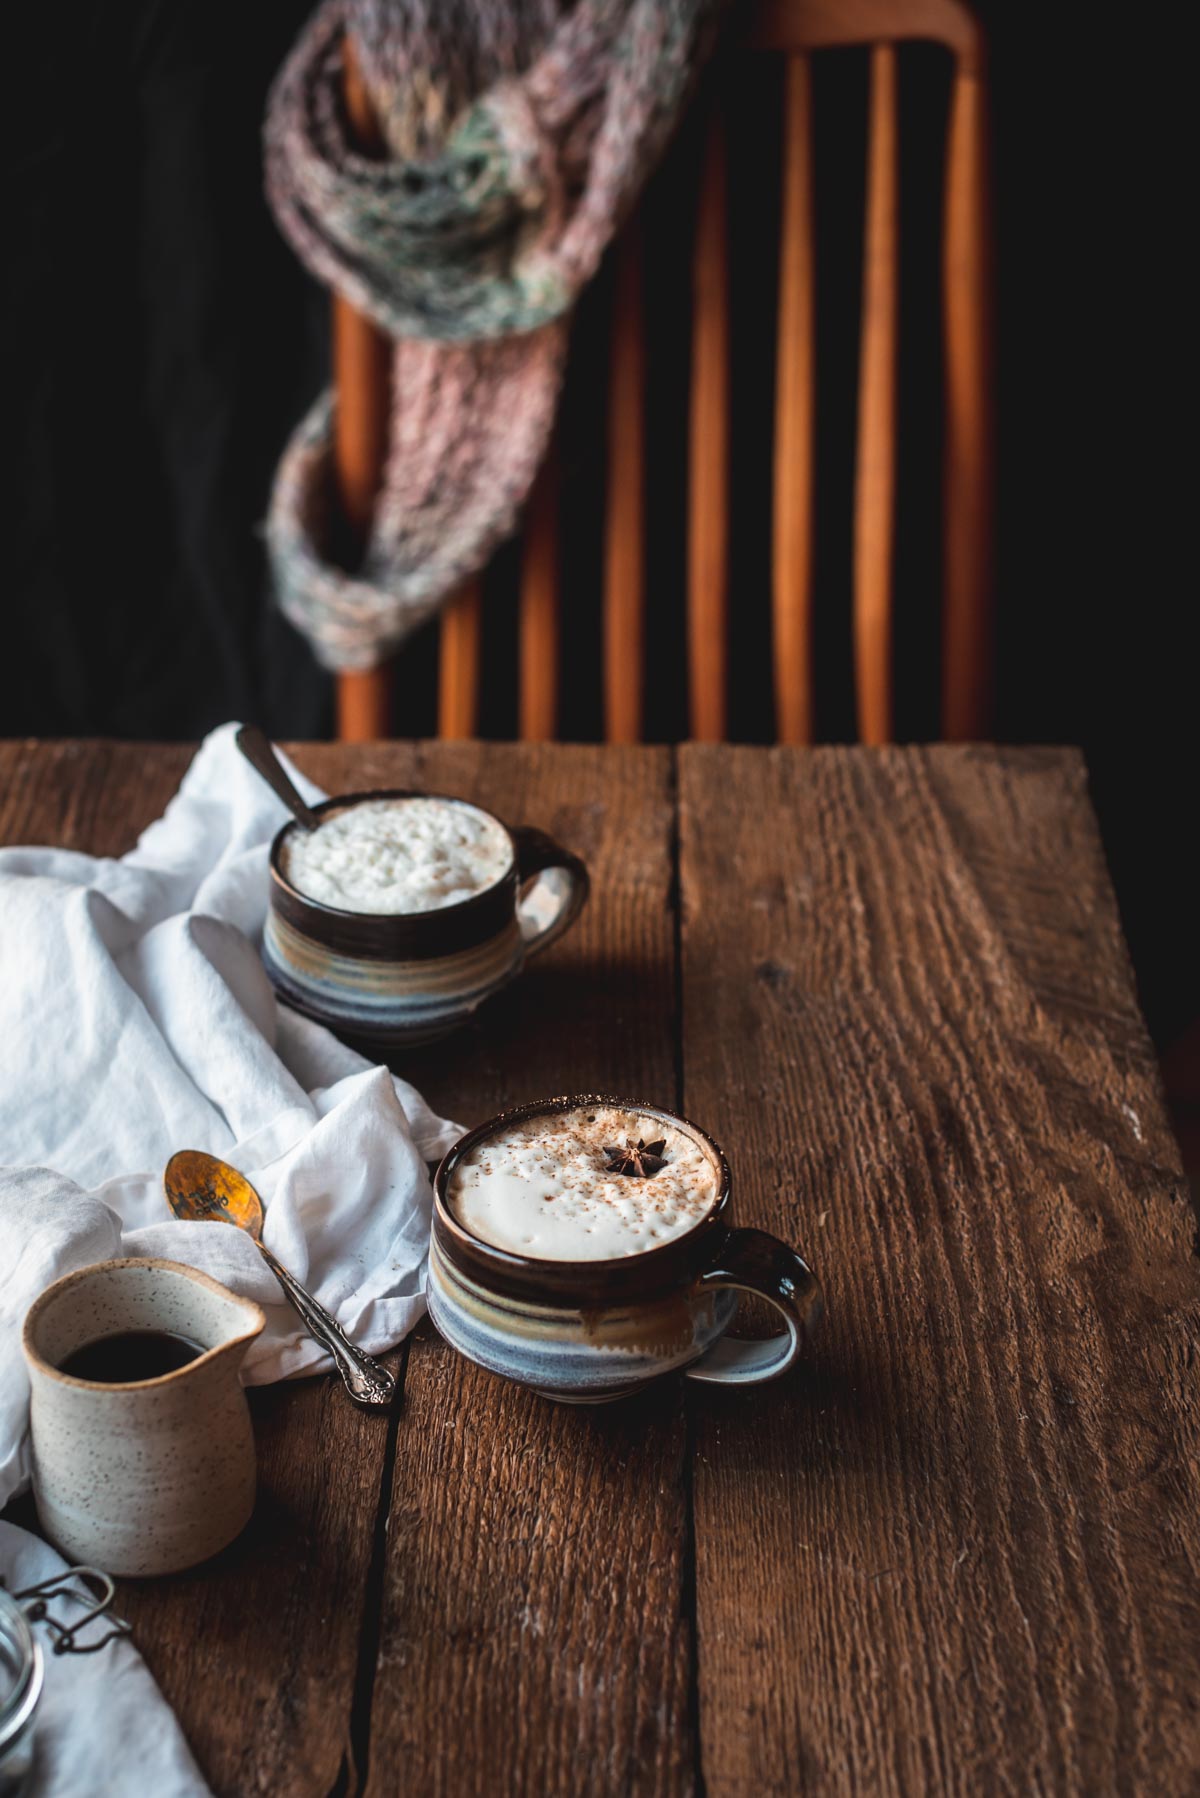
(334, 1333, 413, 1798)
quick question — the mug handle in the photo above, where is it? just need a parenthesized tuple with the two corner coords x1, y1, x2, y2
(512, 826, 590, 958)
(686, 1228, 824, 1386)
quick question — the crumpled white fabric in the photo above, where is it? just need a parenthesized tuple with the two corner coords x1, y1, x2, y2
(0, 724, 460, 1511)
(0, 1521, 212, 1796)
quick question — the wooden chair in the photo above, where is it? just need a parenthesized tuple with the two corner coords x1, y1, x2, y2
(331, 0, 991, 746)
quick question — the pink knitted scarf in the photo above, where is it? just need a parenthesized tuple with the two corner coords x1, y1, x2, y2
(264, 0, 717, 672)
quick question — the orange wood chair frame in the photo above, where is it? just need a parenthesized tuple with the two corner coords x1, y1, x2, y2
(330, 0, 991, 745)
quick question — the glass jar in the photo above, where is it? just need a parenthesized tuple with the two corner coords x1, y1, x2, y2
(0, 1590, 42, 1798)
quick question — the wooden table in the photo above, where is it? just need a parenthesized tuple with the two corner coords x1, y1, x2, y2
(3, 740, 1198, 1797)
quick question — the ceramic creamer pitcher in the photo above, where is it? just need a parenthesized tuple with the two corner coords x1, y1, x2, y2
(22, 1258, 265, 1578)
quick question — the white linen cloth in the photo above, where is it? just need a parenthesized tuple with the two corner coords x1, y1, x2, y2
(0, 724, 459, 1511)
(0, 1520, 211, 1796)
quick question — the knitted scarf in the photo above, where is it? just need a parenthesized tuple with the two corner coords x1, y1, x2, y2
(264, 0, 717, 673)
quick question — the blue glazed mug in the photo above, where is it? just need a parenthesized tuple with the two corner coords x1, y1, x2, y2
(262, 791, 589, 1045)
(428, 1094, 824, 1403)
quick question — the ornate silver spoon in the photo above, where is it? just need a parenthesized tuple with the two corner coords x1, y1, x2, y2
(164, 1150, 394, 1409)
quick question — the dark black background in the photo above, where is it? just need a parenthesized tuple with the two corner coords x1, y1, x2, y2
(8, 2, 1192, 1044)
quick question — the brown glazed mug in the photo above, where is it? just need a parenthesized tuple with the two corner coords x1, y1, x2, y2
(428, 1094, 824, 1403)
(262, 790, 589, 1044)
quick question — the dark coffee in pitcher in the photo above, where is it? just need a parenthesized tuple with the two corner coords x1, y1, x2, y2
(58, 1330, 204, 1384)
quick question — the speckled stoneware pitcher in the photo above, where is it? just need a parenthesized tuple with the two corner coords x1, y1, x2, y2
(22, 1259, 265, 1578)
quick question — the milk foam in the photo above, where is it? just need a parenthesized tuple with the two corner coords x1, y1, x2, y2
(447, 1106, 719, 1261)
(282, 796, 512, 915)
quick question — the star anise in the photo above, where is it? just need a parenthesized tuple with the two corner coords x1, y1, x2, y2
(603, 1138, 667, 1178)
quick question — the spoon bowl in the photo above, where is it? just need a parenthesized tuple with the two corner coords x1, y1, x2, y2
(165, 1150, 265, 1238)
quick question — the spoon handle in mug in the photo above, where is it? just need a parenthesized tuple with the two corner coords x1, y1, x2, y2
(255, 1240, 395, 1409)
(235, 724, 324, 833)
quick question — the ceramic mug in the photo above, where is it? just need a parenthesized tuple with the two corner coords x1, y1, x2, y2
(22, 1259, 265, 1578)
(262, 790, 589, 1044)
(428, 1095, 824, 1403)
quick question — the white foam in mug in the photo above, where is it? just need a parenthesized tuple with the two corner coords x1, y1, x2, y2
(447, 1105, 720, 1262)
(282, 796, 512, 915)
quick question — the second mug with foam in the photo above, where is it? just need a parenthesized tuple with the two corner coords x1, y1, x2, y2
(429, 1094, 824, 1402)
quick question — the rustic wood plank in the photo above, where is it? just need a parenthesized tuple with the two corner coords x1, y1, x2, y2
(11, 739, 1190, 1796)
(0, 740, 193, 856)
(0, 740, 398, 1797)
(678, 744, 1200, 1796)
(115, 1376, 397, 1797)
(295, 743, 693, 1798)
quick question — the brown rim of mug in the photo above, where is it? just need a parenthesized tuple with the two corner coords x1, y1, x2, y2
(433, 1094, 734, 1304)
(268, 789, 519, 925)
(21, 1257, 266, 1393)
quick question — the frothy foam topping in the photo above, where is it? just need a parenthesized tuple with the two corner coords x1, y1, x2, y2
(282, 796, 512, 915)
(446, 1105, 719, 1262)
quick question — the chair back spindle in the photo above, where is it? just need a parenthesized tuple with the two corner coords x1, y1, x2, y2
(853, 42, 899, 747)
(519, 455, 561, 740)
(941, 56, 993, 739)
(603, 227, 648, 744)
(772, 53, 817, 746)
(687, 99, 731, 743)
(437, 581, 483, 738)
(332, 37, 393, 742)
(329, 1, 991, 746)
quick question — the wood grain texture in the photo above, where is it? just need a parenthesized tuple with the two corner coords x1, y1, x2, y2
(678, 744, 1200, 1795)
(772, 54, 817, 747)
(0, 740, 193, 858)
(852, 44, 898, 746)
(687, 100, 730, 743)
(0, 740, 395, 1798)
(116, 1378, 397, 1797)
(5, 739, 1191, 1796)
(329, 744, 693, 1797)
